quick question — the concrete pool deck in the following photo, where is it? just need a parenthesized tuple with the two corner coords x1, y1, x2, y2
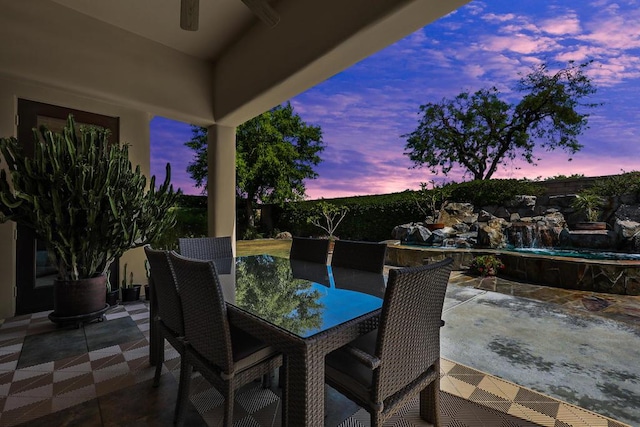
(440, 271, 640, 426)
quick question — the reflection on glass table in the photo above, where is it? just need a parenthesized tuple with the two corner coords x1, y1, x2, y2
(218, 255, 384, 338)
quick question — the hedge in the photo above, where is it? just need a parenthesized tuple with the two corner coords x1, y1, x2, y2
(275, 191, 419, 241)
(170, 179, 547, 242)
(273, 179, 545, 241)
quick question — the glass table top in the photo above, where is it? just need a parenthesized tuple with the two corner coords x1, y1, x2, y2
(215, 255, 385, 338)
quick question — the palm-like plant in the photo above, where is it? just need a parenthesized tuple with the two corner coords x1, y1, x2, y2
(572, 192, 604, 222)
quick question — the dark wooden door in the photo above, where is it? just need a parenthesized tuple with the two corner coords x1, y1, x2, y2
(15, 99, 120, 315)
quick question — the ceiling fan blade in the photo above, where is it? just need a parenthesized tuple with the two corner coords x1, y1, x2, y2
(180, 0, 199, 31)
(241, 0, 280, 28)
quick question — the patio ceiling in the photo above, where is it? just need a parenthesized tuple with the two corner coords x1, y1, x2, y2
(49, 0, 265, 61)
(0, 0, 470, 126)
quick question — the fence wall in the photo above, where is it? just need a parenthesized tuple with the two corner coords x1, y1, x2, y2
(529, 175, 614, 196)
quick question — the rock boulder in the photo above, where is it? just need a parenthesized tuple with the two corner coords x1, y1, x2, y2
(477, 218, 509, 248)
(438, 202, 477, 227)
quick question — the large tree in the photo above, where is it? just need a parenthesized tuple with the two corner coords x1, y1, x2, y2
(403, 61, 600, 180)
(185, 102, 324, 231)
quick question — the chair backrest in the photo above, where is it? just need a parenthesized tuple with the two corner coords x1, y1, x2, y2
(289, 236, 330, 264)
(331, 240, 387, 274)
(290, 259, 331, 287)
(331, 266, 386, 298)
(373, 257, 453, 403)
(168, 251, 234, 373)
(178, 236, 233, 260)
(144, 245, 184, 336)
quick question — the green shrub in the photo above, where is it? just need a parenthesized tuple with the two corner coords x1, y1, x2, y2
(277, 191, 418, 241)
(544, 174, 585, 180)
(588, 172, 640, 197)
(153, 207, 207, 249)
(176, 194, 207, 208)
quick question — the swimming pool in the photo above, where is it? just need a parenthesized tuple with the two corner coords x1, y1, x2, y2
(507, 247, 640, 261)
(386, 244, 640, 296)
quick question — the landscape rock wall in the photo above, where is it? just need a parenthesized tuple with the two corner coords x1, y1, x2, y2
(392, 194, 640, 252)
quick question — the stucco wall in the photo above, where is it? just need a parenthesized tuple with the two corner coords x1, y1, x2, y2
(0, 75, 152, 319)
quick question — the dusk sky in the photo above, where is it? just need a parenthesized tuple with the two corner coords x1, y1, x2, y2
(151, 0, 640, 200)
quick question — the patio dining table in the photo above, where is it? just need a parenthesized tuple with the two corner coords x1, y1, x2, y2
(149, 254, 385, 426)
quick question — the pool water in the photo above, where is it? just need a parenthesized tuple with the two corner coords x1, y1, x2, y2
(507, 247, 640, 261)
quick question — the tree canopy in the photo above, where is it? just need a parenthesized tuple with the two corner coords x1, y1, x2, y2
(185, 102, 324, 232)
(403, 61, 600, 180)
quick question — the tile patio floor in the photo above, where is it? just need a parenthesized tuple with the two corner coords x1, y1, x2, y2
(0, 275, 635, 427)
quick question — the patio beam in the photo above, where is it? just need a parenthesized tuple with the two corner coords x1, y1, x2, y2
(212, 0, 471, 126)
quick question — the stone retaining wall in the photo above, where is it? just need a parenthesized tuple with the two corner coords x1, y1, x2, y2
(385, 244, 640, 296)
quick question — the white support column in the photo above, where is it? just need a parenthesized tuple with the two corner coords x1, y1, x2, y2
(207, 124, 236, 255)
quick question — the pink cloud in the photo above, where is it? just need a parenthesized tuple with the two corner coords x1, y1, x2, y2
(481, 34, 560, 54)
(554, 45, 607, 62)
(482, 13, 517, 23)
(539, 15, 582, 35)
(580, 15, 640, 50)
(501, 23, 541, 33)
(586, 57, 640, 86)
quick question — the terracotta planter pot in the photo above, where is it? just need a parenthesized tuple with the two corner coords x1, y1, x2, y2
(574, 222, 607, 231)
(426, 223, 445, 231)
(53, 275, 107, 317)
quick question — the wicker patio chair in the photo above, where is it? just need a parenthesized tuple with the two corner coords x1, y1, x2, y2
(289, 236, 331, 264)
(168, 252, 283, 427)
(330, 239, 388, 274)
(143, 246, 187, 422)
(178, 236, 233, 260)
(325, 257, 454, 427)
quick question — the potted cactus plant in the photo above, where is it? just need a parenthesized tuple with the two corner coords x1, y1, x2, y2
(0, 115, 179, 323)
(120, 263, 142, 302)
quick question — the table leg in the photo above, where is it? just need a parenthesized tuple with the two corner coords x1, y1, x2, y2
(283, 347, 325, 426)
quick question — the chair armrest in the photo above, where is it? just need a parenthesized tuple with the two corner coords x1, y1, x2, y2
(344, 345, 381, 369)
